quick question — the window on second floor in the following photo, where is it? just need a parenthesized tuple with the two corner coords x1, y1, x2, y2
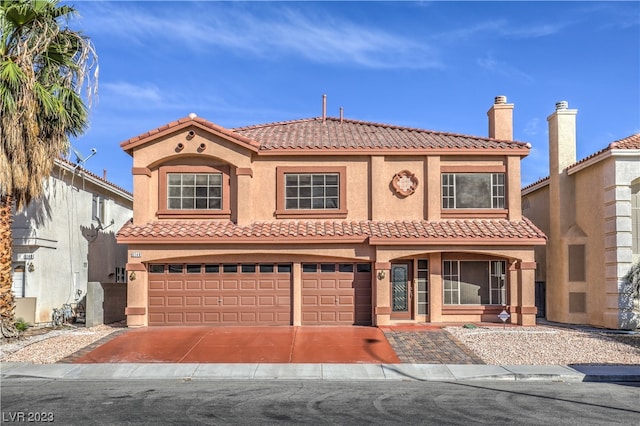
(285, 173, 339, 210)
(276, 166, 347, 218)
(442, 173, 505, 209)
(167, 173, 222, 210)
(158, 165, 230, 218)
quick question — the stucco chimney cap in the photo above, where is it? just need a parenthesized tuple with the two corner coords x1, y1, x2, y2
(555, 101, 569, 110)
(188, 112, 197, 119)
(494, 95, 507, 104)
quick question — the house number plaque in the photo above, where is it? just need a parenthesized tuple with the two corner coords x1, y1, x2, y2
(391, 170, 418, 197)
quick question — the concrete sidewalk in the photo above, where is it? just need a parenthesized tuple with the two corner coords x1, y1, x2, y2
(2, 362, 639, 382)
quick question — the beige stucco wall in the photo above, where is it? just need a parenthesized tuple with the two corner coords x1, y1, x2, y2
(524, 153, 640, 329)
(12, 164, 133, 324)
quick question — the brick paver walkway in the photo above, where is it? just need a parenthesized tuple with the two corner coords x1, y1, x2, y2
(382, 329, 485, 364)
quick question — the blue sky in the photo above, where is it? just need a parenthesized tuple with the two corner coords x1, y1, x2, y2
(68, 1, 639, 193)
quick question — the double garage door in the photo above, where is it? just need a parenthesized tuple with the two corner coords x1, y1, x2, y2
(148, 262, 372, 326)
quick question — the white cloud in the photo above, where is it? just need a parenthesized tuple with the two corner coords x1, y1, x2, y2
(102, 82, 163, 103)
(82, 3, 442, 70)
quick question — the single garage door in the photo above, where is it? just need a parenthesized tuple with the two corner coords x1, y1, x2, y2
(148, 263, 292, 326)
(301, 263, 372, 325)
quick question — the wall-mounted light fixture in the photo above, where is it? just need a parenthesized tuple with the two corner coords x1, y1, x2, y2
(377, 270, 386, 280)
(27, 262, 35, 273)
(129, 271, 136, 281)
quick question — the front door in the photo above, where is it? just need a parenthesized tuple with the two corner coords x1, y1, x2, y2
(390, 262, 412, 319)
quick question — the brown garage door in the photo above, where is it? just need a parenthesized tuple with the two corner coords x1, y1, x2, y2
(148, 263, 292, 326)
(301, 263, 372, 325)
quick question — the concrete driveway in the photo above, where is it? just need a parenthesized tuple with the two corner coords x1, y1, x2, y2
(71, 326, 400, 364)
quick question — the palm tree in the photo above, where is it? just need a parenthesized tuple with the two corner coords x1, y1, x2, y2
(0, 0, 97, 337)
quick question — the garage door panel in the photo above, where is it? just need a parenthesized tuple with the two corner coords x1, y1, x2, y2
(241, 296, 257, 306)
(185, 313, 202, 323)
(203, 312, 220, 322)
(302, 264, 372, 325)
(204, 280, 220, 290)
(149, 280, 165, 291)
(166, 312, 184, 323)
(320, 279, 337, 289)
(222, 280, 239, 290)
(167, 297, 183, 306)
(148, 297, 166, 307)
(148, 265, 292, 326)
(257, 279, 274, 290)
(302, 279, 319, 289)
(185, 297, 202, 306)
(320, 295, 337, 305)
(185, 280, 202, 290)
(167, 281, 183, 290)
(203, 296, 219, 306)
(241, 279, 257, 290)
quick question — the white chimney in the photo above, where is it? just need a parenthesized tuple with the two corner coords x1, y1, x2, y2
(487, 95, 514, 140)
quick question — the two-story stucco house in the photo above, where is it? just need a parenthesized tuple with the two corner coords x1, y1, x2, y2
(12, 159, 133, 324)
(118, 96, 546, 328)
(522, 101, 640, 330)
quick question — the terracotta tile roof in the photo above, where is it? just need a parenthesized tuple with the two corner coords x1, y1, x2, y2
(117, 218, 546, 244)
(567, 133, 640, 171)
(523, 133, 640, 192)
(233, 117, 529, 151)
(120, 115, 530, 154)
(610, 133, 640, 150)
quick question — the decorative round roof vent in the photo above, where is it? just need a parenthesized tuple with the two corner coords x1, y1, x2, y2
(494, 95, 507, 104)
(188, 112, 197, 119)
(392, 170, 419, 197)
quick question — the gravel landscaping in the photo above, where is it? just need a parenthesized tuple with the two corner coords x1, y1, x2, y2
(1, 322, 639, 365)
(444, 325, 640, 365)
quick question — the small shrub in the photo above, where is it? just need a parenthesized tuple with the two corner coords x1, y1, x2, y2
(14, 318, 30, 332)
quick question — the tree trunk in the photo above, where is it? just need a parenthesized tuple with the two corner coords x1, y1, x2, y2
(0, 195, 18, 338)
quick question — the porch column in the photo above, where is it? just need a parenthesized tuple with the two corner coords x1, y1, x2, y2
(292, 262, 302, 326)
(374, 262, 391, 325)
(125, 262, 148, 327)
(428, 253, 442, 323)
(516, 261, 538, 326)
(508, 261, 520, 324)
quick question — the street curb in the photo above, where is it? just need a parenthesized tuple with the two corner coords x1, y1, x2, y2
(2, 362, 638, 382)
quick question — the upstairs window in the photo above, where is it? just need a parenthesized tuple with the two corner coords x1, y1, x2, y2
(285, 173, 339, 210)
(167, 173, 222, 210)
(158, 165, 230, 218)
(442, 173, 505, 209)
(276, 166, 347, 218)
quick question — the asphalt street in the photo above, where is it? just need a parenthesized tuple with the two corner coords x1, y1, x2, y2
(1, 379, 639, 425)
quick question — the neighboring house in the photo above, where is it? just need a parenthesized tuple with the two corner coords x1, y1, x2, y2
(11, 159, 133, 324)
(117, 96, 546, 328)
(522, 101, 640, 330)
